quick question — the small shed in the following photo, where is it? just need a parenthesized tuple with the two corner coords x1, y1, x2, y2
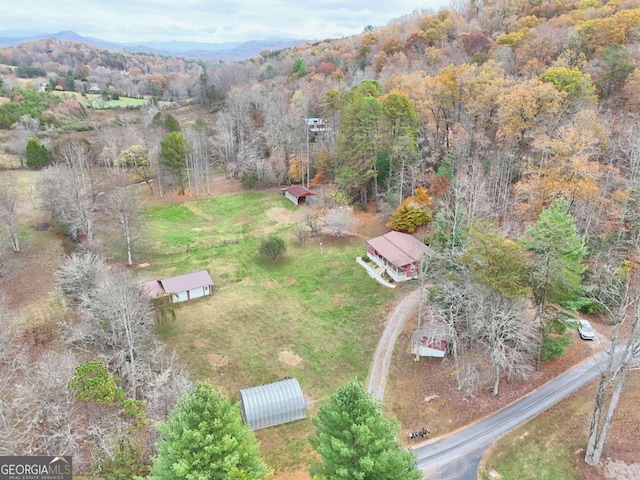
(143, 269, 214, 303)
(283, 185, 314, 205)
(239, 378, 307, 431)
(410, 322, 451, 360)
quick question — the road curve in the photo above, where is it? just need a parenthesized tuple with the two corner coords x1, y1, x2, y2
(366, 287, 615, 478)
(366, 288, 421, 400)
(414, 349, 612, 477)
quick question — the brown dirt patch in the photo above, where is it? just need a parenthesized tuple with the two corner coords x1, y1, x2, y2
(278, 350, 302, 366)
(267, 207, 302, 225)
(272, 471, 311, 480)
(208, 353, 230, 368)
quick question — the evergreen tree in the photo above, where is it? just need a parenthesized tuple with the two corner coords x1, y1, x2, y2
(335, 93, 383, 208)
(525, 197, 587, 369)
(309, 380, 420, 480)
(525, 197, 587, 305)
(163, 114, 181, 133)
(25, 137, 51, 169)
(148, 382, 271, 480)
(159, 131, 188, 195)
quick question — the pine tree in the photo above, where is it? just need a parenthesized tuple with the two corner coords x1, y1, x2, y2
(159, 131, 188, 195)
(148, 382, 271, 480)
(525, 197, 587, 305)
(309, 380, 420, 480)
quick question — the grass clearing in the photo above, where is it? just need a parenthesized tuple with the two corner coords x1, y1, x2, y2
(140, 190, 402, 472)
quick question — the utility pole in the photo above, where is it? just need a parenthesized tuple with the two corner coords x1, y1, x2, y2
(305, 117, 310, 188)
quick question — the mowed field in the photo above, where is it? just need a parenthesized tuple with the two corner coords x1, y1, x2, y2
(138, 190, 401, 472)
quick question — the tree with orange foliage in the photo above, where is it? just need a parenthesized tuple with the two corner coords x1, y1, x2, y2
(387, 187, 433, 233)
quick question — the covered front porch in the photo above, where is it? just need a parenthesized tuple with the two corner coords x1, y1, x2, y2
(366, 251, 414, 282)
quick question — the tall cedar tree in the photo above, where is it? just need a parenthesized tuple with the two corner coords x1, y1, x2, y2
(310, 380, 420, 480)
(25, 137, 51, 169)
(159, 131, 188, 195)
(148, 382, 271, 480)
(525, 197, 586, 369)
(525, 197, 587, 305)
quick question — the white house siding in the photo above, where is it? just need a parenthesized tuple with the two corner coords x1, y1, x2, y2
(189, 286, 208, 299)
(173, 291, 189, 303)
(284, 191, 298, 205)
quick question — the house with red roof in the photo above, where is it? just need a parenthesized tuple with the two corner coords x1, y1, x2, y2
(365, 231, 431, 282)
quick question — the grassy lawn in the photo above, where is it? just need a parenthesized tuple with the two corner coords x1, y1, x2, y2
(87, 94, 173, 109)
(89, 96, 150, 109)
(139, 190, 402, 471)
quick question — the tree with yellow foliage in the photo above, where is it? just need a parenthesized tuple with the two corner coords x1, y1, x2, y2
(387, 186, 433, 233)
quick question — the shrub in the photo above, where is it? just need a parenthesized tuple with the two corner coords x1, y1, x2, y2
(542, 317, 572, 361)
(25, 137, 51, 169)
(560, 297, 606, 314)
(542, 333, 572, 361)
(259, 235, 286, 261)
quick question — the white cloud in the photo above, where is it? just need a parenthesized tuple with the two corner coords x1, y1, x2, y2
(1, 0, 452, 43)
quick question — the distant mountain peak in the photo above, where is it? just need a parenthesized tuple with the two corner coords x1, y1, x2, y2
(0, 29, 309, 60)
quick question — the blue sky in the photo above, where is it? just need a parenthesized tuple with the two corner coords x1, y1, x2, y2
(1, 0, 453, 44)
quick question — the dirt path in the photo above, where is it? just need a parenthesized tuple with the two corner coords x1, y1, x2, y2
(367, 288, 421, 400)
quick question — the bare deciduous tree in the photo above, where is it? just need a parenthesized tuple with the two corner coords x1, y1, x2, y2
(585, 264, 640, 466)
(55, 252, 108, 303)
(427, 261, 538, 396)
(78, 268, 154, 398)
(104, 187, 143, 266)
(184, 124, 212, 198)
(38, 142, 103, 242)
(323, 207, 356, 237)
(0, 176, 20, 252)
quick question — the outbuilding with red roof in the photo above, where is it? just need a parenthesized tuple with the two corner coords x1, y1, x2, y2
(283, 185, 314, 205)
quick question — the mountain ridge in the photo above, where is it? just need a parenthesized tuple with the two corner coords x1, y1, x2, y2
(0, 29, 309, 60)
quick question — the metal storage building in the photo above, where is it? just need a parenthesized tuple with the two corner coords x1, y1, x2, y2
(239, 378, 306, 431)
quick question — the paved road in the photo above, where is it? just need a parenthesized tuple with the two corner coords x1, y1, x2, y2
(412, 349, 613, 478)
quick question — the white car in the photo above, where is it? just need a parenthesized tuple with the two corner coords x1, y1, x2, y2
(578, 320, 596, 340)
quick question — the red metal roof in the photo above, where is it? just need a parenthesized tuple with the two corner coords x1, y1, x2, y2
(285, 185, 314, 198)
(159, 269, 214, 293)
(366, 231, 431, 269)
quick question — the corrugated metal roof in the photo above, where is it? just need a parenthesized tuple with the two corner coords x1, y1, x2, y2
(142, 280, 165, 298)
(285, 185, 314, 198)
(240, 378, 306, 431)
(366, 231, 431, 269)
(159, 269, 213, 294)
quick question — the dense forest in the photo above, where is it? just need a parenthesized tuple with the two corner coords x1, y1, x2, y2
(1, 0, 640, 478)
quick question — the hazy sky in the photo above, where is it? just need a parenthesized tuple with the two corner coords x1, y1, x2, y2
(1, 0, 453, 44)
